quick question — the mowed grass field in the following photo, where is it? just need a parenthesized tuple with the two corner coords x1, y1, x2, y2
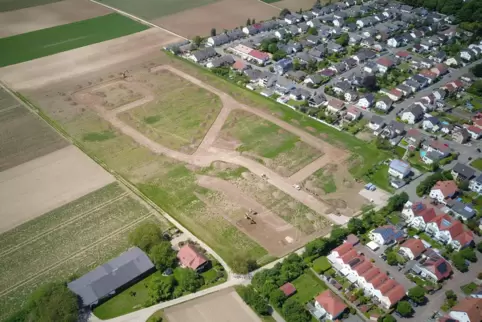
(0, 0, 62, 12)
(0, 87, 68, 171)
(118, 69, 222, 154)
(0, 183, 169, 320)
(0, 13, 148, 67)
(219, 110, 322, 176)
(97, 0, 220, 20)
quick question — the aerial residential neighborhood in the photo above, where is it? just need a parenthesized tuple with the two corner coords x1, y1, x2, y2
(1, 0, 482, 321)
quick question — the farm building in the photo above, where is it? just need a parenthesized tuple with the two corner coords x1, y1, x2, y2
(68, 247, 155, 307)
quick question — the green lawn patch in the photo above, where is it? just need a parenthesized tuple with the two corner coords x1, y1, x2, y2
(312, 256, 331, 274)
(309, 168, 337, 194)
(461, 282, 477, 295)
(0, 13, 148, 67)
(365, 164, 393, 192)
(395, 146, 406, 158)
(388, 213, 401, 225)
(291, 270, 327, 304)
(419, 233, 444, 249)
(471, 158, 482, 171)
(83, 131, 116, 142)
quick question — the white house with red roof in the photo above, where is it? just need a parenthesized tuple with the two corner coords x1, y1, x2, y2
(402, 201, 438, 231)
(429, 180, 458, 204)
(414, 249, 452, 282)
(465, 125, 482, 140)
(177, 244, 209, 272)
(425, 214, 472, 250)
(314, 290, 347, 320)
(399, 238, 426, 260)
(376, 57, 396, 73)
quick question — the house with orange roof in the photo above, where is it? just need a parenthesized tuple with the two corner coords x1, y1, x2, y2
(382, 284, 407, 308)
(414, 249, 452, 282)
(399, 238, 426, 260)
(424, 214, 472, 250)
(402, 201, 439, 230)
(429, 180, 458, 204)
(313, 290, 347, 320)
(177, 244, 209, 272)
(448, 297, 482, 322)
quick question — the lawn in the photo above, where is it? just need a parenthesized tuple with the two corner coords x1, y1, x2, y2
(388, 213, 401, 225)
(219, 109, 322, 176)
(461, 282, 477, 295)
(0, 0, 62, 12)
(0, 13, 148, 67)
(164, 53, 388, 179)
(471, 158, 482, 171)
(118, 69, 222, 154)
(97, 0, 220, 20)
(291, 270, 327, 304)
(395, 146, 407, 158)
(312, 256, 331, 274)
(309, 168, 337, 194)
(365, 164, 393, 192)
(419, 233, 444, 249)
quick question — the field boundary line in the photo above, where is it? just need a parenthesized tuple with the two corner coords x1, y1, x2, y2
(89, 0, 188, 40)
(0, 103, 20, 114)
(254, 0, 282, 10)
(0, 214, 153, 298)
(0, 192, 129, 257)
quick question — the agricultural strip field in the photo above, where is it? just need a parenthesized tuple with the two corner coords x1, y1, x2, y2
(0, 0, 112, 37)
(0, 0, 62, 12)
(0, 13, 148, 67)
(152, 0, 281, 38)
(164, 287, 260, 322)
(0, 88, 68, 171)
(117, 69, 222, 154)
(0, 183, 169, 320)
(215, 109, 322, 177)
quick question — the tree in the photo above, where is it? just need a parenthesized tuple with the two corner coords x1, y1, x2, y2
(445, 290, 457, 301)
(25, 282, 78, 322)
(272, 51, 287, 61)
(452, 253, 469, 272)
(177, 268, 204, 293)
(304, 238, 328, 257)
(348, 217, 365, 235)
(468, 80, 482, 97)
(363, 75, 378, 92)
(210, 28, 216, 36)
(148, 241, 177, 272)
(335, 33, 349, 47)
(279, 8, 291, 18)
(192, 36, 203, 47)
(269, 288, 287, 307)
(268, 43, 279, 54)
(307, 27, 318, 35)
(460, 247, 477, 263)
(477, 241, 482, 253)
(329, 225, 349, 245)
(246, 18, 251, 26)
(148, 276, 175, 302)
(282, 298, 311, 322)
(381, 315, 397, 322)
(471, 63, 482, 77)
(237, 286, 270, 315)
(408, 286, 426, 304)
(128, 222, 163, 252)
(396, 301, 413, 317)
(386, 252, 398, 266)
(386, 192, 409, 212)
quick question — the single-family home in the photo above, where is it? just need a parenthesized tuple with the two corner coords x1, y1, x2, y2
(419, 70, 438, 84)
(383, 88, 403, 102)
(279, 283, 297, 297)
(429, 180, 458, 204)
(402, 201, 438, 230)
(401, 105, 424, 124)
(448, 297, 482, 322)
(369, 225, 404, 245)
(289, 87, 311, 101)
(357, 93, 375, 109)
(345, 105, 361, 122)
(380, 120, 405, 139)
(376, 57, 396, 73)
(425, 214, 473, 250)
(177, 244, 209, 272)
(368, 115, 385, 131)
(396, 50, 412, 60)
(375, 97, 393, 113)
(423, 140, 451, 158)
(412, 74, 429, 88)
(452, 128, 470, 144)
(405, 128, 424, 148)
(441, 123, 454, 135)
(327, 98, 345, 114)
(469, 174, 482, 194)
(333, 81, 351, 94)
(414, 249, 452, 282)
(206, 34, 230, 47)
(450, 201, 477, 221)
(422, 116, 440, 132)
(206, 55, 235, 68)
(364, 61, 379, 74)
(451, 163, 476, 182)
(399, 238, 426, 260)
(389, 159, 411, 179)
(309, 92, 327, 108)
(466, 125, 482, 140)
(403, 79, 421, 93)
(189, 48, 218, 62)
(274, 58, 292, 75)
(396, 84, 413, 97)
(304, 74, 323, 86)
(314, 290, 347, 321)
(344, 90, 359, 102)
(461, 49, 476, 61)
(275, 77, 296, 95)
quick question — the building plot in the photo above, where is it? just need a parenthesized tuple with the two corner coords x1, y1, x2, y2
(0, 0, 112, 37)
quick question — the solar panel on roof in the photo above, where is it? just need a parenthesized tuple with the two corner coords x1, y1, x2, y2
(464, 206, 473, 212)
(441, 219, 451, 227)
(437, 262, 448, 274)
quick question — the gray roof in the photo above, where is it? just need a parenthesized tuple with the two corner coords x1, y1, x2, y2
(191, 48, 217, 61)
(472, 174, 482, 184)
(452, 163, 476, 180)
(68, 247, 154, 306)
(371, 115, 384, 125)
(451, 201, 476, 219)
(209, 55, 235, 68)
(407, 105, 424, 118)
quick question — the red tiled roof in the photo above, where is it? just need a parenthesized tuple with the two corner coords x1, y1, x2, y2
(353, 259, 373, 275)
(378, 279, 398, 295)
(400, 239, 426, 258)
(451, 298, 482, 322)
(435, 63, 449, 73)
(431, 181, 458, 198)
(418, 207, 437, 222)
(453, 79, 464, 88)
(377, 57, 395, 67)
(279, 282, 297, 297)
(361, 267, 381, 281)
(385, 284, 406, 305)
(422, 256, 452, 281)
(346, 105, 360, 116)
(467, 125, 482, 134)
(390, 88, 403, 97)
(453, 230, 474, 246)
(473, 118, 482, 128)
(340, 249, 358, 264)
(406, 128, 422, 139)
(430, 214, 463, 236)
(249, 49, 269, 60)
(315, 290, 347, 318)
(333, 242, 353, 256)
(428, 140, 450, 153)
(444, 83, 456, 92)
(328, 98, 345, 110)
(420, 70, 437, 79)
(396, 50, 410, 57)
(369, 272, 390, 289)
(346, 234, 360, 246)
(232, 60, 247, 70)
(177, 244, 208, 270)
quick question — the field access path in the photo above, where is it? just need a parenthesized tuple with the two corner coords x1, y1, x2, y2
(95, 65, 352, 226)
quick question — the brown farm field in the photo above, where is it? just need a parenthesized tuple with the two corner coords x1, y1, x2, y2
(0, 182, 169, 320)
(152, 0, 280, 38)
(0, 0, 112, 37)
(270, 0, 318, 11)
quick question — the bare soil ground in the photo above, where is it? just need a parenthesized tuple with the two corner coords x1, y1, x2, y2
(153, 0, 280, 38)
(165, 287, 260, 322)
(0, 0, 112, 37)
(0, 28, 182, 91)
(0, 145, 115, 233)
(0, 88, 68, 171)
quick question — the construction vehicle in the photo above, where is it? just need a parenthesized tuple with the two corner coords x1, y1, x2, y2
(244, 213, 256, 224)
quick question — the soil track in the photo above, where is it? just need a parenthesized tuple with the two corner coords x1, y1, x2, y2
(0, 0, 112, 37)
(75, 65, 353, 225)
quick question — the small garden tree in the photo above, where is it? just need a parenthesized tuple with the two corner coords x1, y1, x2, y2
(408, 286, 426, 304)
(396, 301, 413, 317)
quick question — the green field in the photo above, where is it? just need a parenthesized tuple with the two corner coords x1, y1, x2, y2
(0, 13, 148, 67)
(0, 0, 62, 12)
(471, 158, 482, 171)
(220, 109, 322, 176)
(290, 270, 327, 305)
(118, 69, 222, 154)
(97, 0, 219, 20)
(310, 168, 337, 194)
(0, 183, 169, 320)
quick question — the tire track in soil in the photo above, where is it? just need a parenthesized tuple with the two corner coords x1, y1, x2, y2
(0, 213, 153, 298)
(0, 192, 129, 257)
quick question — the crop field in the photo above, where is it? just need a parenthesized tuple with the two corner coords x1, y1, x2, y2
(270, 0, 318, 11)
(0, 0, 62, 12)
(0, 13, 148, 67)
(216, 109, 322, 176)
(117, 69, 222, 154)
(0, 87, 68, 171)
(0, 183, 168, 320)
